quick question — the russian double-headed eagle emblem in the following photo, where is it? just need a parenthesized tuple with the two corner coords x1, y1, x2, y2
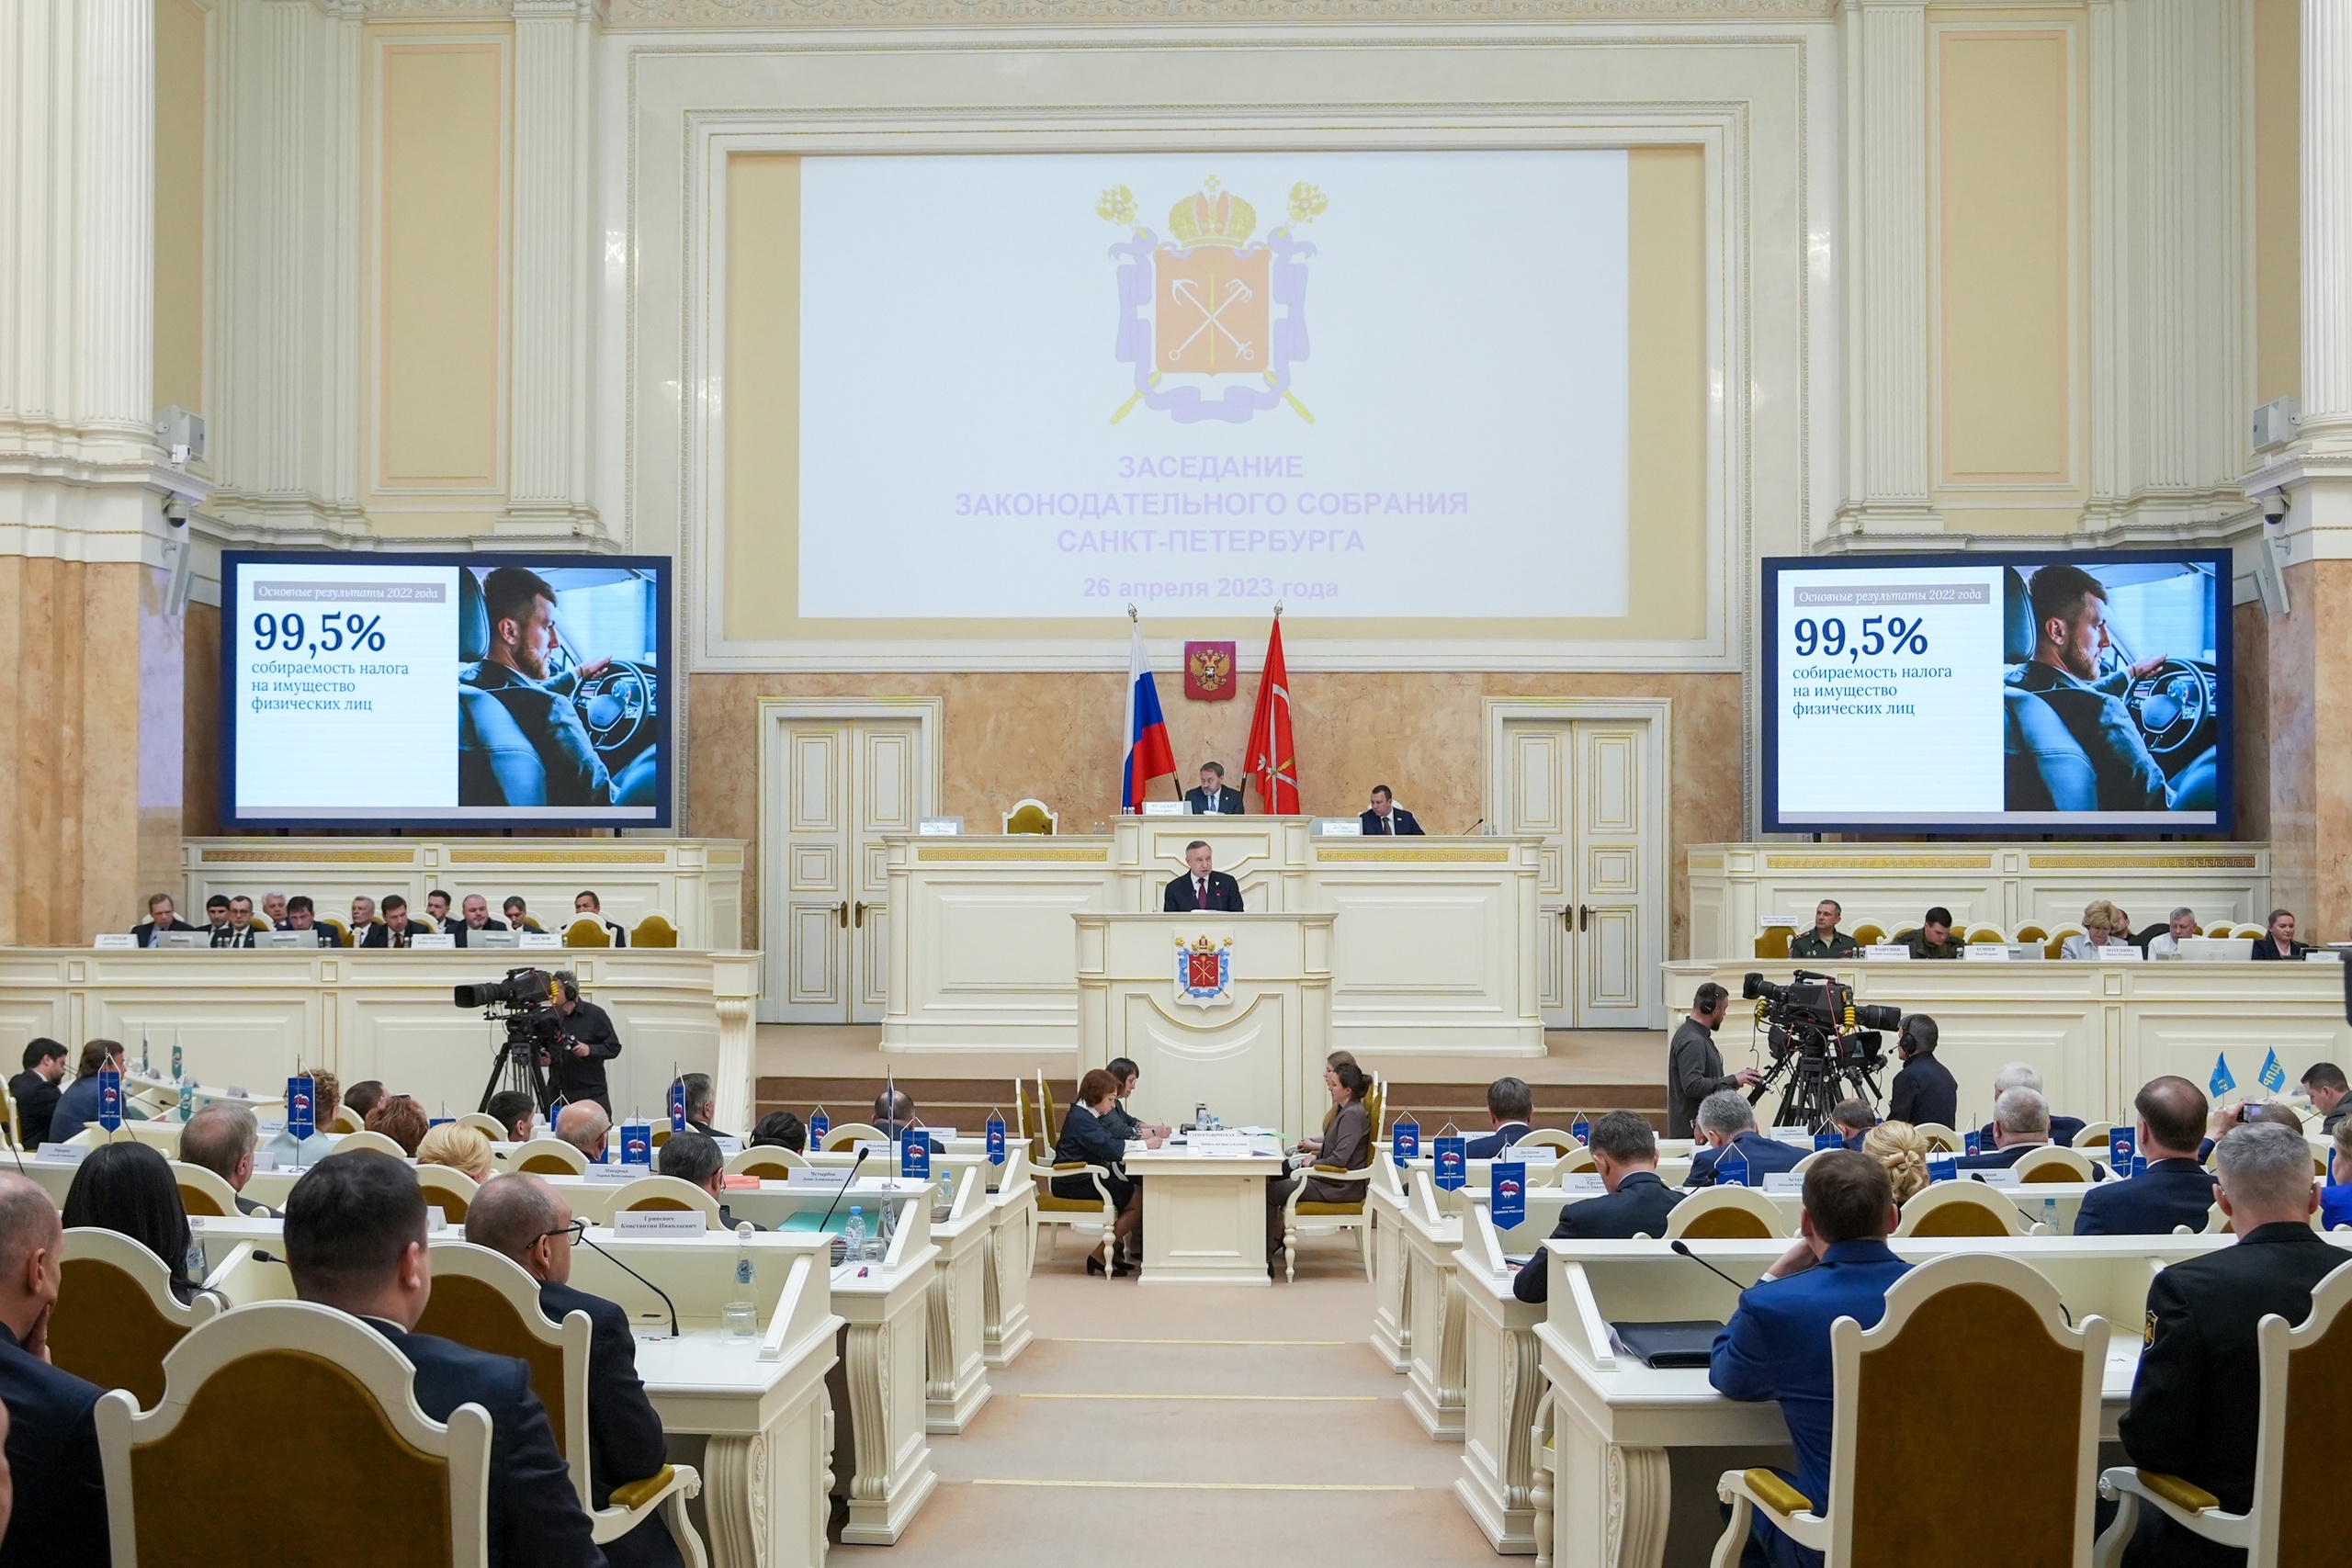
(1101, 176, 1324, 425)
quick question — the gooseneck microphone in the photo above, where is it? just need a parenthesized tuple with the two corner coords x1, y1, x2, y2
(1669, 1239, 1757, 1293)
(815, 1149, 870, 1233)
(577, 1228, 680, 1340)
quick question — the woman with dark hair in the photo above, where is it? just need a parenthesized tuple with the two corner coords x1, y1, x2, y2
(1267, 1061, 1372, 1275)
(751, 1110, 808, 1153)
(1053, 1067, 1139, 1276)
(62, 1141, 202, 1303)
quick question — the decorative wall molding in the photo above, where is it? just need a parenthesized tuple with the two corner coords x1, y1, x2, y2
(361, 0, 1839, 21)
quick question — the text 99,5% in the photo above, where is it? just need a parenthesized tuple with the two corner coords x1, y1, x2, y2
(1791, 615, 1929, 660)
(252, 612, 386, 655)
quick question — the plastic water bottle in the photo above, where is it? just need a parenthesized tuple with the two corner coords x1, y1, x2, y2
(2042, 1197, 2059, 1235)
(842, 1206, 865, 1263)
(187, 1224, 206, 1283)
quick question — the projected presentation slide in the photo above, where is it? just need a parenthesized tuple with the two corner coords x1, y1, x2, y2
(796, 151, 1630, 620)
(223, 553, 672, 827)
(1762, 551, 2231, 833)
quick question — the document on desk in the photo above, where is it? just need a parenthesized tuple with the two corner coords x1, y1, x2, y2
(1607, 1321, 1725, 1369)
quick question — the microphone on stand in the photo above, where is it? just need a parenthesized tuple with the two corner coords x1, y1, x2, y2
(578, 1228, 681, 1340)
(1669, 1239, 1757, 1293)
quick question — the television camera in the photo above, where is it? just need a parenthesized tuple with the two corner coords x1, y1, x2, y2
(455, 967, 563, 1115)
(1739, 970, 1903, 1132)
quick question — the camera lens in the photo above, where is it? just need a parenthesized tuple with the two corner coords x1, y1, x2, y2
(1854, 1003, 1902, 1032)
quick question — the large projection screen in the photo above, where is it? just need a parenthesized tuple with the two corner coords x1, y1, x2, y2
(1761, 550, 2233, 835)
(222, 552, 673, 828)
(793, 151, 1632, 622)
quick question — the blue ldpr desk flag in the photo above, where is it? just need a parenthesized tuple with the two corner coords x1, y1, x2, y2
(2259, 1050, 2287, 1093)
(2211, 1054, 2236, 1097)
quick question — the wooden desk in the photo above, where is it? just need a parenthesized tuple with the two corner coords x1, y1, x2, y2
(1527, 1233, 2352, 1568)
(980, 1149, 1037, 1368)
(1123, 1145, 1288, 1284)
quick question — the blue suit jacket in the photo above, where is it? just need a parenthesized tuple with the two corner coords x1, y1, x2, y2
(1463, 1122, 1532, 1160)
(47, 1075, 106, 1145)
(1710, 1240, 1913, 1565)
(2073, 1157, 2214, 1235)
(0, 1322, 108, 1567)
(368, 1320, 605, 1568)
(539, 1282, 680, 1568)
(2325, 1184, 2352, 1232)
(1687, 1131, 1804, 1187)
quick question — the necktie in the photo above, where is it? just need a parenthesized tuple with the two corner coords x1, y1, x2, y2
(1196, 877, 1207, 907)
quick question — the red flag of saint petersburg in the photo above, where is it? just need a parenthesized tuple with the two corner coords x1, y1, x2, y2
(1121, 615, 1177, 812)
(1245, 611, 1299, 813)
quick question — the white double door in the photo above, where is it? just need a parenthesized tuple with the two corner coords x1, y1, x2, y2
(767, 718, 924, 1023)
(1497, 716, 1662, 1030)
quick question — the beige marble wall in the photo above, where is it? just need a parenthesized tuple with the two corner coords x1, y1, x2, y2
(2262, 560, 2352, 939)
(686, 669, 1743, 956)
(0, 558, 184, 944)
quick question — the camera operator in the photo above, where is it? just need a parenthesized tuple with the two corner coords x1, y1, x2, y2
(539, 971, 621, 1115)
(1668, 984, 1759, 1139)
(1886, 1015, 1957, 1128)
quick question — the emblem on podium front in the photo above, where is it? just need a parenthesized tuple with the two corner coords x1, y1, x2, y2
(1175, 932, 1234, 1008)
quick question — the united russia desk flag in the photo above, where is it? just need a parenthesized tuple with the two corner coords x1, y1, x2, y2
(1121, 612, 1176, 812)
(1245, 608, 1299, 814)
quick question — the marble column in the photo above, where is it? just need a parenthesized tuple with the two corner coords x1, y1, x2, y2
(0, 0, 189, 943)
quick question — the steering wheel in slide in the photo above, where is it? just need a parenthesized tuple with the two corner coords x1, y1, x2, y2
(2127, 659, 2211, 759)
(575, 660, 654, 753)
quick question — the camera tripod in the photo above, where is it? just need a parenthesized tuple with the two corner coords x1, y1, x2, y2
(477, 1021, 554, 1116)
(1747, 1032, 1883, 1133)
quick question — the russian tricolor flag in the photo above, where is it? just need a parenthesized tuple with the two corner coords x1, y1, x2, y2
(1122, 616, 1177, 811)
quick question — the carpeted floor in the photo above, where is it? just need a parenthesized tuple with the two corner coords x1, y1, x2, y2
(837, 1242, 1490, 1566)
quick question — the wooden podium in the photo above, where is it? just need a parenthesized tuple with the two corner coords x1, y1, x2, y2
(1073, 911, 1335, 1141)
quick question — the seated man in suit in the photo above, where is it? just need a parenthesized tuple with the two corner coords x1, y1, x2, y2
(575, 891, 628, 947)
(198, 894, 236, 947)
(505, 897, 548, 934)
(347, 894, 385, 947)
(2074, 1076, 2215, 1235)
(47, 1039, 125, 1145)
(1512, 1111, 1682, 1303)
(1686, 1090, 1803, 1188)
(557, 1102, 612, 1163)
(280, 1153, 604, 1568)
(1163, 840, 1245, 912)
(1710, 1152, 1910, 1568)
(280, 895, 338, 946)
(486, 1089, 538, 1145)
(2144, 906, 2203, 961)
(130, 890, 198, 947)
(1358, 784, 1423, 836)
(2118, 1123, 2344, 1568)
(7, 1040, 65, 1150)
(467, 1175, 680, 1568)
(656, 1133, 763, 1233)
(1974, 1063, 2086, 1148)
(0, 1173, 109, 1564)
(670, 1073, 730, 1142)
(368, 894, 425, 948)
(344, 1079, 387, 1122)
(2299, 1061, 2350, 1134)
(179, 1103, 280, 1217)
(457, 893, 510, 946)
(2249, 907, 2312, 960)
(1464, 1077, 1534, 1160)
(1182, 761, 1244, 816)
(1957, 1086, 2073, 1172)
(1829, 1099, 1876, 1152)
(872, 1089, 945, 1155)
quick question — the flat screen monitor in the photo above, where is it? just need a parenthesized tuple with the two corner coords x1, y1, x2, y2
(221, 553, 673, 829)
(1760, 549, 2232, 835)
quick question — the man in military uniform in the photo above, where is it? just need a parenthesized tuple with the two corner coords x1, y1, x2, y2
(463, 565, 614, 807)
(2114, 1123, 2345, 1566)
(1789, 899, 1859, 961)
(1900, 906, 1964, 960)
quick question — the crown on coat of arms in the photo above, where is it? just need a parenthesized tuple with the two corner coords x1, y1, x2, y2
(1168, 178, 1258, 249)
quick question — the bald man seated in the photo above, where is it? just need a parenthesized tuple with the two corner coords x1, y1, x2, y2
(556, 1101, 613, 1162)
(467, 1176, 679, 1568)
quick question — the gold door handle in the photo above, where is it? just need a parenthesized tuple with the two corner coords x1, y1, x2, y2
(1561, 906, 1574, 930)
(854, 900, 868, 929)
(837, 900, 849, 929)
(1578, 904, 1592, 931)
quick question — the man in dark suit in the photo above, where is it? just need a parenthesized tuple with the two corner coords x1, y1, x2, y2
(467, 1175, 680, 1568)
(665, 1073, 730, 1142)
(544, 972, 623, 1115)
(872, 1089, 945, 1155)
(1464, 1077, 1533, 1159)
(199, 894, 237, 946)
(6, 1041, 65, 1150)
(657, 1134, 764, 1233)
(2299, 1062, 2350, 1134)
(130, 891, 199, 947)
(2075, 1076, 2215, 1235)
(1163, 840, 1245, 912)
(1686, 1091, 1804, 1187)
(1182, 761, 1244, 816)
(283, 1152, 604, 1568)
(1711, 1153, 1910, 1568)
(281, 896, 338, 946)
(1955, 1087, 2105, 1177)
(2248, 907, 2311, 960)
(2116, 1123, 2346, 1568)
(1973, 1063, 2085, 1149)
(0, 1174, 108, 1566)
(1885, 1015, 1958, 1128)
(1358, 784, 1424, 836)
(1829, 1100, 1875, 1151)
(47, 1040, 125, 1145)
(211, 894, 262, 948)
(458, 893, 511, 948)
(1513, 1111, 1682, 1303)
(180, 1103, 282, 1217)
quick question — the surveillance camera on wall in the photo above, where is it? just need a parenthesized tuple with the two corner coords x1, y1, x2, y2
(2259, 489, 2290, 525)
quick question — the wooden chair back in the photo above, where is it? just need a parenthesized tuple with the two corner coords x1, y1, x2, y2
(415, 1242, 592, 1499)
(1894, 1182, 2032, 1237)
(170, 1160, 243, 1219)
(52, 1229, 222, 1409)
(630, 913, 679, 948)
(1664, 1186, 1787, 1240)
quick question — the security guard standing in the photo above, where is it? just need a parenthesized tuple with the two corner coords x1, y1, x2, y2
(540, 970, 623, 1116)
(1789, 899, 1860, 960)
(2115, 1123, 2346, 1566)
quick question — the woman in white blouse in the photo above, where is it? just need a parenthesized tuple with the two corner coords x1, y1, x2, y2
(2060, 898, 2128, 959)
